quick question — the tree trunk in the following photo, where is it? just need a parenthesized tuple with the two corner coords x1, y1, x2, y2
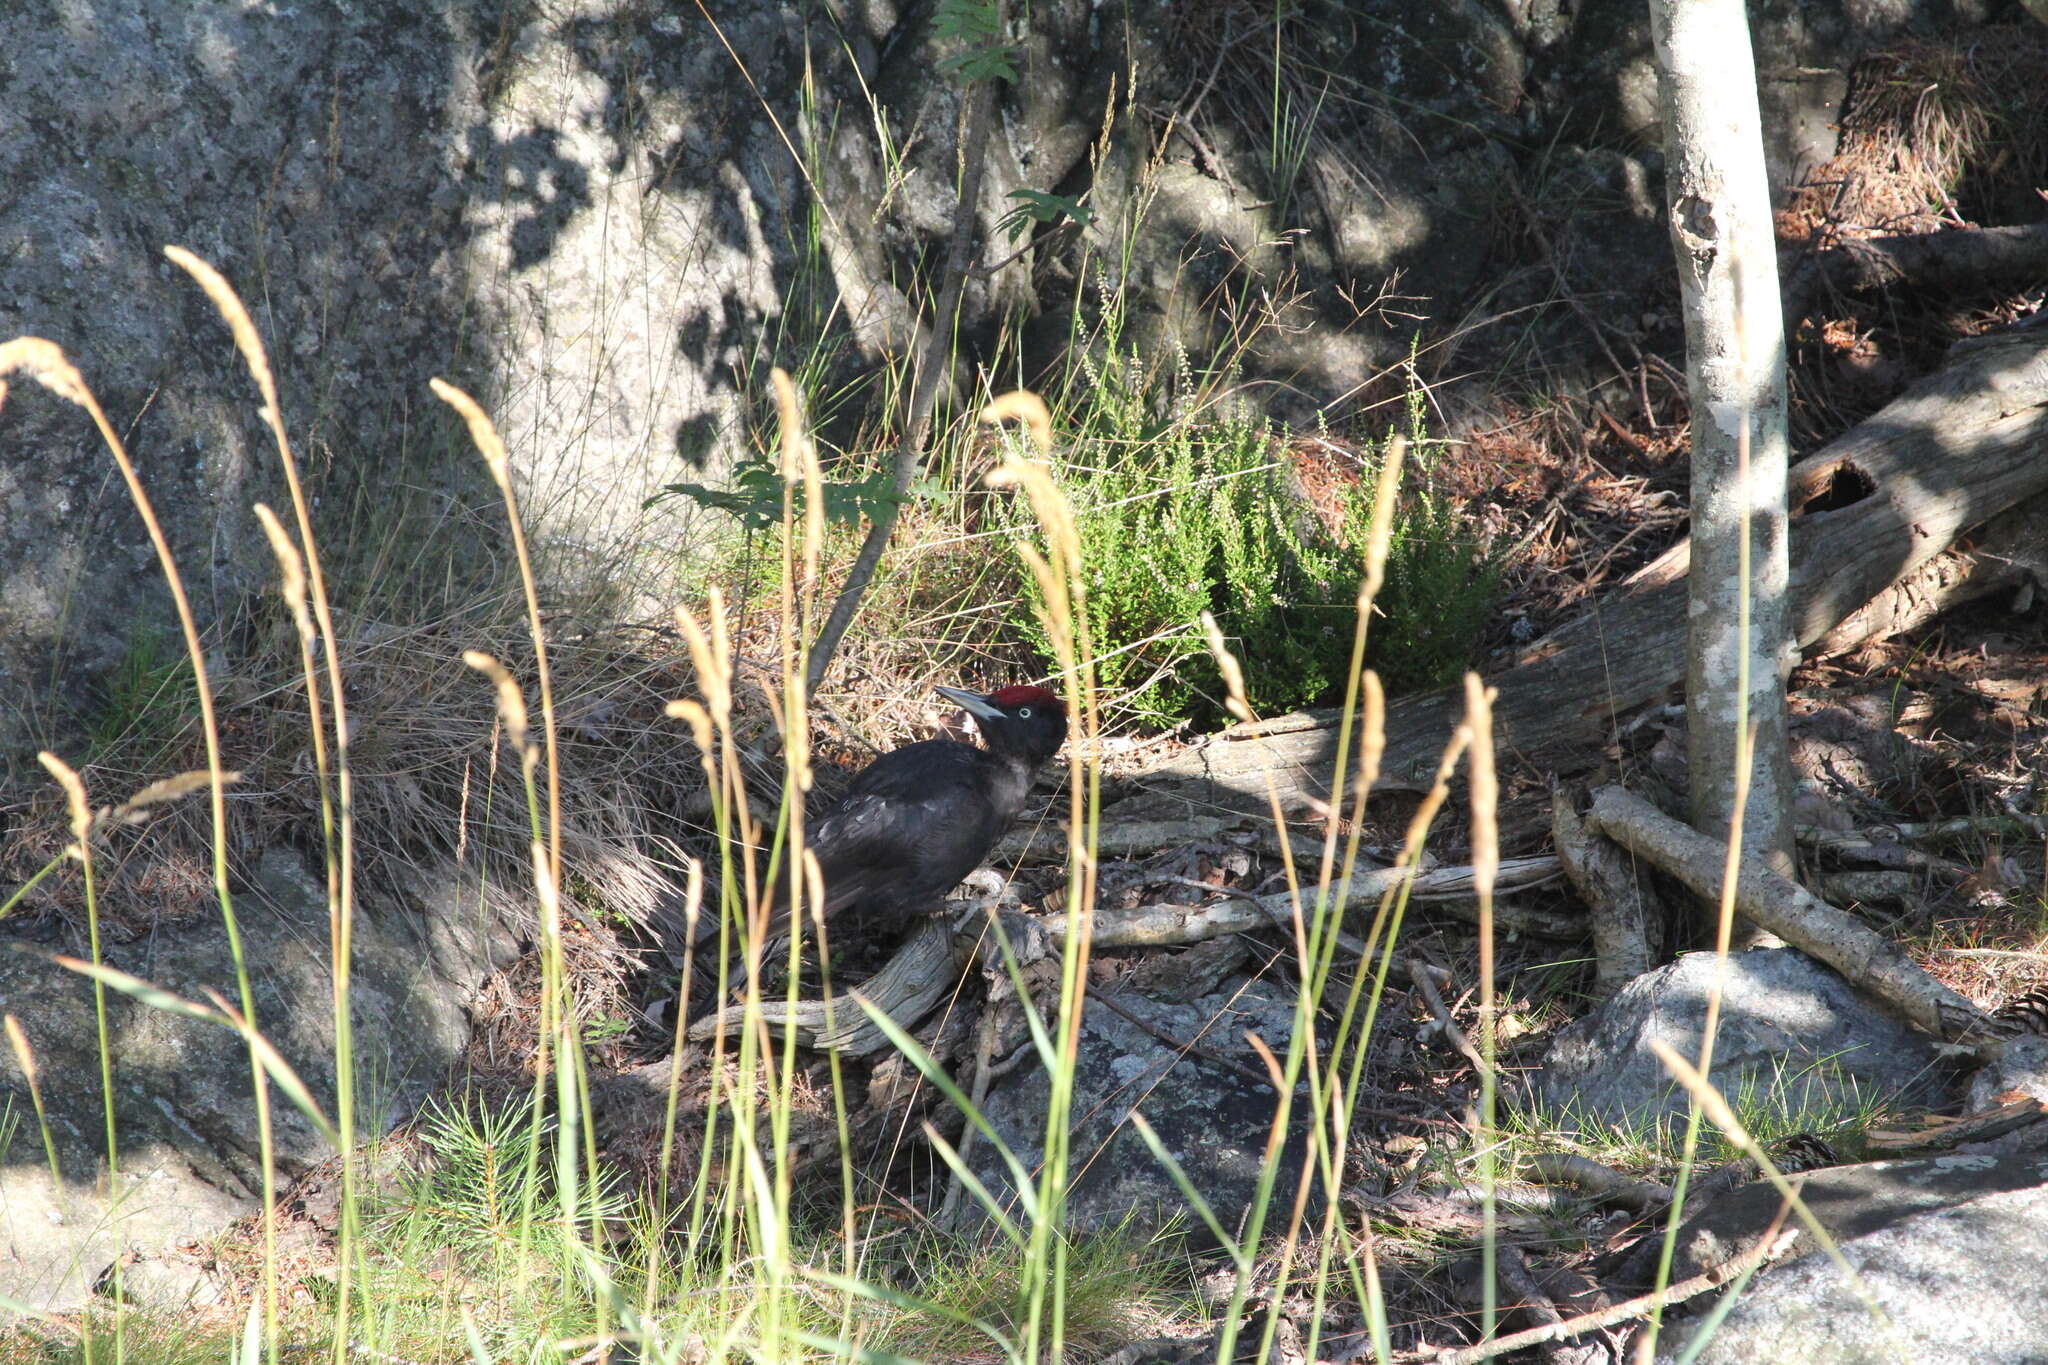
(1650, 0, 1797, 907)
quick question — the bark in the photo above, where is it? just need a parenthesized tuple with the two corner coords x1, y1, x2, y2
(1039, 856, 1568, 949)
(685, 916, 969, 1056)
(1132, 330, 2048, 813)
(1651, 0, 1797, 899)
(1864, 1096, 2046, 1155)
(1813, 488, 2048, 656)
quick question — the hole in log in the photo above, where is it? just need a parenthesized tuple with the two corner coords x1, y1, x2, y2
(1797, 461, 1876, 515)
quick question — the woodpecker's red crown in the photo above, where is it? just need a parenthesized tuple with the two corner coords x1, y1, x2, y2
(987, 684, 1061, 712)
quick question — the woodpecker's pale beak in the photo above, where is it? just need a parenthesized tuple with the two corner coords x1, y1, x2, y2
(935, 685, 1005, 720)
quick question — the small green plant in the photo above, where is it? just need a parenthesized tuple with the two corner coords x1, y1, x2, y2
(1505, 1050, 1884, 1178)
(998, 188, 1093, 243)
(1003, 317, 1501, 723)
(1703, 1052, 1882, 1164)
(1366, 392, 1508, 698)
(369, 1090, 630, 1284)
(933, 0, 1018, 82)
(88, 625, 200, 758)
(650, 454, 949, 532)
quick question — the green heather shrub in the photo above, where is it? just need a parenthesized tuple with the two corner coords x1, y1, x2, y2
(1008, 345, 1501, 724)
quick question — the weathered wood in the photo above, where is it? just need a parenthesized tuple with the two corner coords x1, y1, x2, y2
(1813, 487, 2048, 655)
(1864, 1097, 2047, 1155)
(1551, 788, 1658, 997)
(1037, 855, 1570, 950)
(1134, 331, 2048, 814)
(1583, 784, 1999, 1053)
(686, 916, 969, 1056)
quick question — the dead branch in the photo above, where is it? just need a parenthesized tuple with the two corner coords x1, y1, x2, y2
(1551, 788, 1658, 996)
(991, 812, 1246, 864)
(1799, 813, 2048, 846)
(1809, 870, 1918, 906)
(686, 916, 969, 1055)
(1041, 856, 1566, 950)
(1517, 1152, 1673, 1211)
(1797, 831, 1970, 878)
(1864, 1096, 2047, 1155)
(1583, 784, 2000, 1053)
(1404, 955, 1487, 1075)
(1491, 1244, 1587, 1365)
(1403, 1219, 1799, 1365)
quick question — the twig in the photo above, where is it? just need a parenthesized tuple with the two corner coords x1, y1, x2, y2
(1402, 1219, 1799, 1364)
(806, 60, 999, 696)
(1935, 947, 2048, 960)
(1517, 1151, 1672, 1211)
(1492, 1245, 1572, 1365)
(1091, 990, 1277, 1091)
(1403, 955, 1487, 1076)
(941, 1003, 1005, 1228)
(1799, 814, 2047, 847)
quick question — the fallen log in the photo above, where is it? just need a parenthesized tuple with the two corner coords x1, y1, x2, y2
(686, 916, 968, 1056)
(1135, 329, 2048, 815)
(1781, 222, 2048, 329)
(1551, 787, 1659, 997)
(1812, 485, 2048, 656)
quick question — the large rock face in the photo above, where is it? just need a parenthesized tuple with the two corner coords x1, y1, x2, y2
(0, 0, 1979, 775)
(1659, 1174, 2048, 1364)
(0, 848, 519, 1312)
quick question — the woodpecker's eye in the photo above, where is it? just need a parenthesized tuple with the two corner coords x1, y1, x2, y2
(1017, 707, 1033, 718)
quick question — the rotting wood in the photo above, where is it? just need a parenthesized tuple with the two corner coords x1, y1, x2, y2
(990, 812, 1246, 864)
(1799, 812, 2048, 846)
(1813, 488, 2048, 657)
(1864, 1096, 2047, 1154)
(1583, 784, 2001, 1053)
(1130, 330, 2048, 816)
(1810, 870, 1918, 906)
(1551, 788, 1658, 997)
(1798, 830, 1970, 878)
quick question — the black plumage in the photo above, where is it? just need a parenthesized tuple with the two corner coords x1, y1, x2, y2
(776, 684, 1066, 925)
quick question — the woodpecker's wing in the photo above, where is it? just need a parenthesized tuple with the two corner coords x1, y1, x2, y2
(787, 740, 1004, 917)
